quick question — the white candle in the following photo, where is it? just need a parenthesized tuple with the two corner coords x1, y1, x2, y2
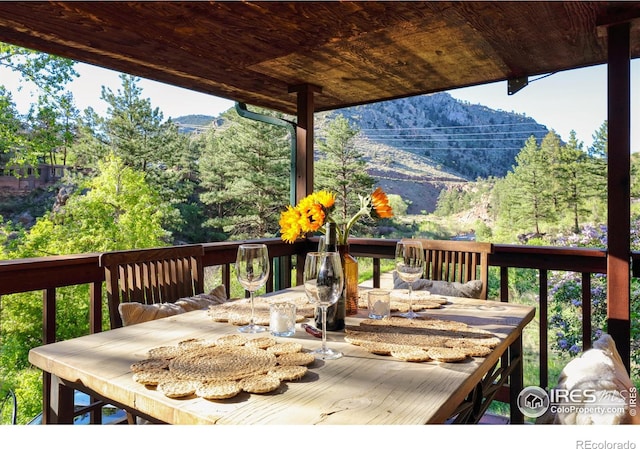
(272, 312, 289, 333)
(270, 302, 295, 335)
(373, 300, 386, 316)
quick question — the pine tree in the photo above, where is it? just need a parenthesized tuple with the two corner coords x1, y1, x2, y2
(198, 125, 239, 240)
(585, 121, 608, 211)
(555, 130, 588, 233)
(199, 107, 290, 239)
(503, 135, 554, 235)
(314, 115, 374, 235)
(0, 43, 78, 169)
(71, 74, 194, 242)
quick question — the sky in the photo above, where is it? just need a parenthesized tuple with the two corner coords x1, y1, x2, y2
(3, 59, 639, 151)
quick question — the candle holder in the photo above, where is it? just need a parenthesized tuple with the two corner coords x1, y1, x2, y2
(269, 302, 296, 337)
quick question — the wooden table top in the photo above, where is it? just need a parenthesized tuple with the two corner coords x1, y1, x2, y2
(29, 287, 535, 425)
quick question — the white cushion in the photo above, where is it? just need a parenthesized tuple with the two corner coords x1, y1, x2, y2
(552, 333, 638, 424)
(118, 285, 228, 326)
(392, 271, 483, 299)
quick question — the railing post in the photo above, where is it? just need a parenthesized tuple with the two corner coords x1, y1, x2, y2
(373, 258, 381, 289)
(499, 267, 509, 303)
(90, 281, 102, 334)
(42, 288, 56, 424)
(539, 269, 548, 390)
(582, 273, 592, 351)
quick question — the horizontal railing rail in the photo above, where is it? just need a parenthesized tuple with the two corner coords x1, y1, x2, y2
(1, 237, 630, 423)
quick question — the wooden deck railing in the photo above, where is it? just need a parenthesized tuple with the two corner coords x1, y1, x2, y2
(0, 237, 628, 421)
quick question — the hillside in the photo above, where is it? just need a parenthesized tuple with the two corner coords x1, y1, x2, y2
(174, 92, 551, 215)
(356, 136, 467, 215)
(328, 92, 549, 180)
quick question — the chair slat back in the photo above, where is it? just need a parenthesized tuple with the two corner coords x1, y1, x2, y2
(99, 245, 205, 329)
(417, 239, 493, 300)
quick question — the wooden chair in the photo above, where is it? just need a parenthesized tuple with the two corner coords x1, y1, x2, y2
(416, 239, 493, 300)
(99, 244, 205, 329)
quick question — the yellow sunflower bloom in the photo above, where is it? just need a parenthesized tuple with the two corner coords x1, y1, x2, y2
(279, 187, 393, 244)
(279, 206, 302, 243)
(371, 187, 394, 219)
(306, 202, 326, 232)
(313, 190, 336, 209)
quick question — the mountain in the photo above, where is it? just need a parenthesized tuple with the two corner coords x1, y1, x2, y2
(172, 114, 224, 134)
(328, 92, 549, 180)
(174, 92, 550, 214)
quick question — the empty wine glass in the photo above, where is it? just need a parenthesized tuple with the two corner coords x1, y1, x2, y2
(235, 243, 270, 333)
(304, 251, 344, 360)
(395, 239, 425, 319)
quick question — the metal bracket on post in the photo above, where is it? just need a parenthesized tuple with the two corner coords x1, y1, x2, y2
(507, 76, 528, 95)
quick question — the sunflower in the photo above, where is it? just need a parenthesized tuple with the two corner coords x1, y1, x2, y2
(278, 205, 302, 243)
(371, 187, 394, 219)
(279, 187, 393, 244)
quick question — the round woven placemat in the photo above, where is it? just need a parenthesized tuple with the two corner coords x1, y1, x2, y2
(345, 316, 501, 362)
(357, 290, 446, 312)
(208, 296, 316, 325)
(169, 346, 277, 382)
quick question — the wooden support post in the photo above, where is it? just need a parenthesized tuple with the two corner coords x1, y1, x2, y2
(289, 84, 322, 203)
(606, 22, 631, 373)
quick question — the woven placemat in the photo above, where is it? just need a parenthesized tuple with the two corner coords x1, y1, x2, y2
(208, 296, 315, 325)
(345, 316, 501, 363)
(169, 346, 277, 381)
(357, 289, 448, 312)
(131, 336, 314, 400)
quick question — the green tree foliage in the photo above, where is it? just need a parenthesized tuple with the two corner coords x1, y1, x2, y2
(16, 155, 169, 256)
(554, 130, 589, 233)
(100, 75, 168, 170)
(470, 127, 608, 241)
(0, 156, 169, 422)
(631, 152, 640, 199)
(196, 127, 234, 240)
(435, 186, 471, 216)
(24, 93, 79, 167)
(199, 107, 290, 239)
(497, 135, 555, 235)
(0, 43, 77, 96)
(0, 87, 24, 165)
(314, 115, 375, 235)
(0, 43, 78, 169)
(69, 74, 194, 242)
(387, 194, 408, 217)
(584, 121, 608, 218)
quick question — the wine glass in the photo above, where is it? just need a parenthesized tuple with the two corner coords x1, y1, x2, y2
(235, 243, 270, 333)
(303, 251, 344, 360)
(395, 239, 425, 319)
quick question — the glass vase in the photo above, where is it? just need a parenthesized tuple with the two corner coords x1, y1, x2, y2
(338, 243, 359, 316)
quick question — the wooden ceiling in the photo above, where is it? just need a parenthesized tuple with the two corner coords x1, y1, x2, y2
(0, 1, 639, 115)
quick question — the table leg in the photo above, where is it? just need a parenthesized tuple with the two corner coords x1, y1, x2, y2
(47, 374, 75, 424)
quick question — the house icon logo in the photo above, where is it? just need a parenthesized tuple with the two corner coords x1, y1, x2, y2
(517, 386, 550, 418)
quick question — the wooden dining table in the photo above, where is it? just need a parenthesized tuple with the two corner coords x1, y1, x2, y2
(29, 287, 535, 425)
